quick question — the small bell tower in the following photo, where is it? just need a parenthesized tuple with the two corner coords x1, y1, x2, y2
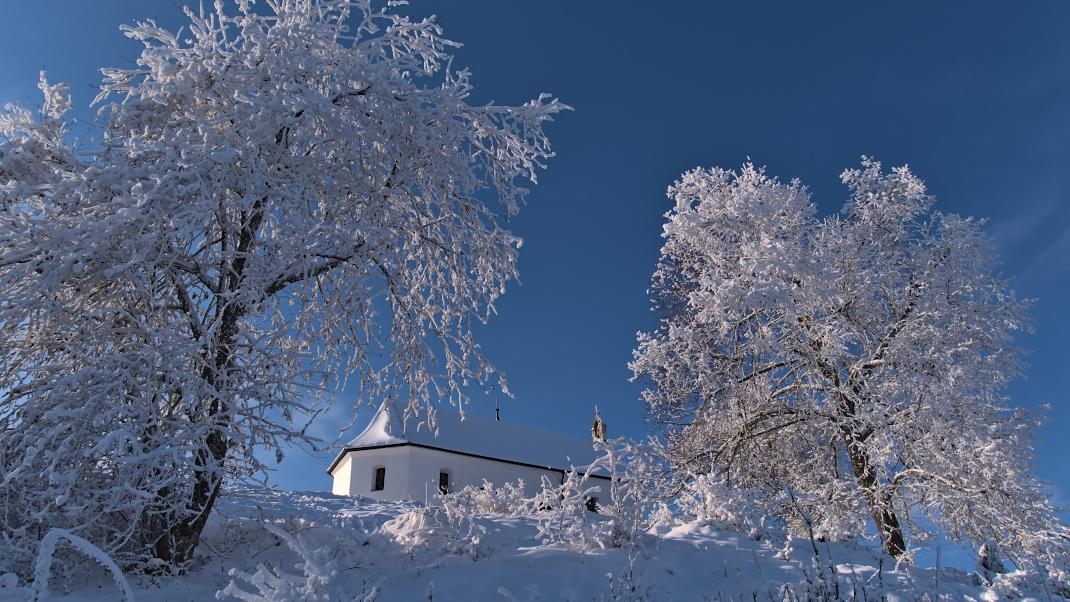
(591, 406, 607, 443)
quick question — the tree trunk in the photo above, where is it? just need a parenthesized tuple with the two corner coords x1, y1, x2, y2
(151, 448, 226, 569)
(153, 305, 241, 569)
(843, 431, 906, 558)
(152, 266, 246, 569)
(150, 373, 232, 569)
(153, 176, 266, 571)
(826, 367, 907, 559)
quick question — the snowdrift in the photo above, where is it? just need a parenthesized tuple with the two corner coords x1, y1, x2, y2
(0, 487, 1061, 601)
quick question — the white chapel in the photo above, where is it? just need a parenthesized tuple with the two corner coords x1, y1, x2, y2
(327, 402, 610, 502)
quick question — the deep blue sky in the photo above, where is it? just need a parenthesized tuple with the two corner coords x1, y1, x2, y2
(2, 2, 1068, 504)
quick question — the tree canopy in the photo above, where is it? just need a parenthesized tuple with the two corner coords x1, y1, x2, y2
(0, 0, 565, 573)
(631, 159, 1068, 566)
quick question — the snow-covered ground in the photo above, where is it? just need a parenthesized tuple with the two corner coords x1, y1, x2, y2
(0, 487, 1056, 601)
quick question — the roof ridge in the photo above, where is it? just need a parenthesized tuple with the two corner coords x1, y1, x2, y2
(343, 400, 600, 474)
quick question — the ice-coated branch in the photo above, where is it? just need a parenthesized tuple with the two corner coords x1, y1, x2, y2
(30, 529, 135, 602)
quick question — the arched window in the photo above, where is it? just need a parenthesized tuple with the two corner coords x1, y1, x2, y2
(372, 466, 386, 491)
(438, 470, 450, 494)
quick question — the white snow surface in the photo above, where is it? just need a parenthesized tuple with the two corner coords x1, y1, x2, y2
(2, 486, 1050, 602)
(346, 402, 605, 472)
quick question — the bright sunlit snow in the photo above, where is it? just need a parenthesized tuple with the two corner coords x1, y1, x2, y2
(0, 487, 1049, 601)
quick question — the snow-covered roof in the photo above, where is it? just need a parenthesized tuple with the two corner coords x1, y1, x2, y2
(335, 401, 605, 475)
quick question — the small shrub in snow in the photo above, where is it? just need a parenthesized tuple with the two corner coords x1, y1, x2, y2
(217, 523, 336, 602)
(646, 502, 675, 531)
(672, 472, 793, 546)
(441, 480, 533, 517)
(378, 509, 437, 550)
(1046, 563, 1070, 598)
(778, 486, 861, 548)
(533, 470, 603, 549)
(677, 473, 758, 532)
(530, 439, 669, 553)
(976, 540, 1008, 578)
(0, 572, 26, 602)
(436, 498, 489, 560)
(588, 439, 666, 549)
(378, 504, 487, 561)
(979, 570, 1033, 601)
(970, 555, 1070, 601)
(359, 583, 382, 602)
(605, 547, 652, 602)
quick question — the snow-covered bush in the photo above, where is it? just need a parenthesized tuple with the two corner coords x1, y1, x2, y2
(775, 486, 866, 547)
(605, 547, 652, 602)
(530, 439, 668, 552)
(378, 509, 439, 550)
(970, 548, 1070, 601)
(979, 569, 1034, 601)
(976, 540, 1009, 579)
(533, 471, 603, 549)
(588, 439, 667, 549)
(647, 502, 676, 531)
(378, 504, 487, 561)
(676, 473, 763, 534)
(436, 503, 490, 560)
(217, 523, 336, 602)
(440, 480, 533, 516)
(1046, 563, 1070, 598)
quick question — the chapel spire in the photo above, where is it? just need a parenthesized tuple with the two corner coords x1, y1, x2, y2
(591, 406, 607, 443)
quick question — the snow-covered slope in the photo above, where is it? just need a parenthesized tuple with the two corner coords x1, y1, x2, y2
(2, 487, 1055, 602)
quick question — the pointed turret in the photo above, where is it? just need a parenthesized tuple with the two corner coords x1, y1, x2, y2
(347, 400, 406, 447)
(591, 406, 607, 443)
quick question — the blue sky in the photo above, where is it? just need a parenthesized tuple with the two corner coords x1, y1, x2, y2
(2, 2, 1068, 508)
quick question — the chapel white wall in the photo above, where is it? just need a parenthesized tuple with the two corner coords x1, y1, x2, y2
(330, 454, 352, 496)
(335, 446, 413, 501)
(404, 446, 566, 502)
(334, 445, 607, 503)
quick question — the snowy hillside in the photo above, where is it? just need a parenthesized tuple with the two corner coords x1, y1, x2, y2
(1, 487, 1056, 602)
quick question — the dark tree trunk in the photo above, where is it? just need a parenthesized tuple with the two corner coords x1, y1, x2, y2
(831, 372, 907, 558)
(151, 450, 225, 568)
(151, 324, 234, 569)
(802, 320, 909, 559)
(843, 430, 906, 558)
(152, 193, 264, 570)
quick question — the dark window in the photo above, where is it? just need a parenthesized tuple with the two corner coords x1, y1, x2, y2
(439, 471, 450, 494)
(372, 466, 386, 491)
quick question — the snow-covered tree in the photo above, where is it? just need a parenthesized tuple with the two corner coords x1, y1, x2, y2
(631, 159, 1069, 566)
(0, 0, 565, 574)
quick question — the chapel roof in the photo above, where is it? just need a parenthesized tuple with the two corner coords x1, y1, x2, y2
(335, 400, 606, 475)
